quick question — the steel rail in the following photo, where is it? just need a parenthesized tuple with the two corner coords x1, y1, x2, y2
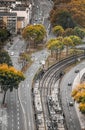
(39, 54, 85, 130)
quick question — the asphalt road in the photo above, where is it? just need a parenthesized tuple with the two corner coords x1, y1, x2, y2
(31, 0, 53, 29)
(6, 36, 25, 130)
(6, 35, 50, 130)
(4, 0, 53, 129)
(60, 61, 85, 130)
(18, 49, 50, 130)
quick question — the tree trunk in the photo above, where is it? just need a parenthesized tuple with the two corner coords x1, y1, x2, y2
(55, 49, 58, 60)
(2, 91, 6, 105)
(59, 50, 61, 60)
(66, 46, 68, 56)
(28, 41, 30, 52)
(58, 50, 61, 61)
(51, 50, 52, 56)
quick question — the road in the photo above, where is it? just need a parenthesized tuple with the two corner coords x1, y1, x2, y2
(5, 36, 25, 130)
(60, 61, 85, 130)
(5, 35, 50, 130)
(18, 49, 50, 130)
(4, 0, 53, 129)
(31, 0, 53, 29)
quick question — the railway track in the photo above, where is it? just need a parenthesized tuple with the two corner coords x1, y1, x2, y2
(33, 54, 85, 130)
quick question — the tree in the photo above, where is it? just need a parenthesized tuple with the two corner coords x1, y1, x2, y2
(69, 35, 82, 46)
(19, 52, 31, 67)
(47, 39, 57, 56)
(69, 0, 85, 28)
(63, 28, 74, 37)
(50, 9, 76, 29)
(0, 64, 25, 104)
(0, 50, 12, 66)
(73, 27, 85, 39)
(53, 0, 71, 4)
(0, 29, 10, 49)
(50, 0, 85, 28)
(56, 36, 64, 60)
(47, 37, 63, 60)
(62, 27, 85, 39)
(63, 36, 73, 56)
(72, 83, 85, 113)
(22, 24, 46, 49)
(79, 103, 85, 113)
(69, 35, 82, 56)
(55, 10, 76, 29)
(52, 25, 64, 36)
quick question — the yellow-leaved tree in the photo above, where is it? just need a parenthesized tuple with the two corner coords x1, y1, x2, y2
(0, 64, 25, 104)
(22, 24, 46, 49)
(47, 37, 63, 60)
(72, 83, 85, 113)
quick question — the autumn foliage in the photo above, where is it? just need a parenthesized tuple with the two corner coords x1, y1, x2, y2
(0, 64, 25, 90)
(47, 35, 81, 58)
(50, 0, 85, 28)
(0, 64, 25, 104)
(72, 83, 85, 113)
(22, 24, 46, 47)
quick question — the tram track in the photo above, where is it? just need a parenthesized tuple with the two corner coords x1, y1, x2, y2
(33, 54, 85, 130)
(40, 56, 75, 130)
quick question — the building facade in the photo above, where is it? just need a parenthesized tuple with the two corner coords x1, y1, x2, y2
(0, 12, 17, 34)
(0, 0, 16, 7)
(0, 0, 32, 34)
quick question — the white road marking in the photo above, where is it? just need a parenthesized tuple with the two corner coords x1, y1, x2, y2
(17, 121, 19, 125)
(27, 84, 29, 88)
(17, 113, 19, 116)
(17, 108, 19, 112)
(29, 122, 30, 126)
(12, 119, 14, 122)
(17, 117, 19, 121)
(11, 110, 13, 114)
(12, 122, 14, 127)
(12, 114, 13, 118)
(17, 103, 19, 107)
(17, 126, 20, 129)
